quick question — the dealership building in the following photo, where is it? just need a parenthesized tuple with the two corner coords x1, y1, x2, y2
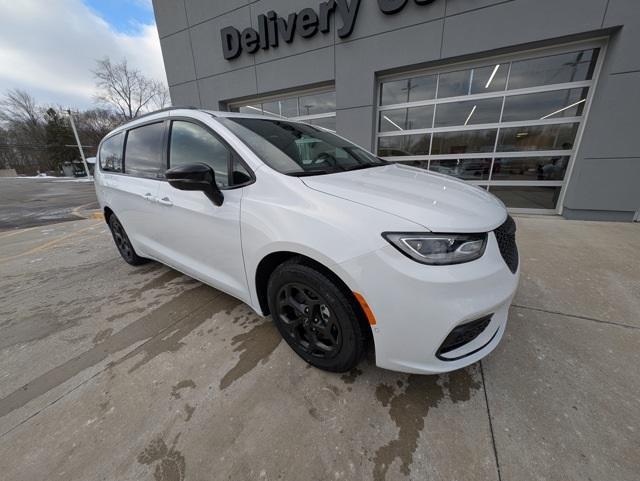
(153, 0, 639, 220)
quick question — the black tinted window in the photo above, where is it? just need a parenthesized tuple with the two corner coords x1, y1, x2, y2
(124, 122, 165, 178)
(169, 121, 230, 188)
(99, 133, 123, 172)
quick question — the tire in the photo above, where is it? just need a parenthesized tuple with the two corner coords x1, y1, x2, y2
(108, 214, 148, 266)
(267, 260, 366, 372)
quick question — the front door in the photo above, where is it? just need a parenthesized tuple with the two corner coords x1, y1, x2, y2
(154, 119, 251, 303)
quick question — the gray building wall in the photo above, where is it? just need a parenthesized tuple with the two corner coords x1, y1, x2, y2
(153, 0, 640, 220)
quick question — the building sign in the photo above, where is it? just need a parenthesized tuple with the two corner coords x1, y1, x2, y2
(221, 0, 437, 60)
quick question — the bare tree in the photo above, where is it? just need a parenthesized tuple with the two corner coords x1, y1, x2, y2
(0, 89, 49, 173)
(93, 57, 169, 119)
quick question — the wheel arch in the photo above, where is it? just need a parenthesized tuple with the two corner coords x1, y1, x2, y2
(254, 251, 373, 343)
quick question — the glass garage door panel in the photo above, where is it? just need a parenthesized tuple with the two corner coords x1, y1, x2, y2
(230, 90, 336, 131)
(376, 45, 602, 212)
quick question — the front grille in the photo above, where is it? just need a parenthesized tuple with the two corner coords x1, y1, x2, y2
(437, 315, 493, 357)
(494, 215, 519, 273)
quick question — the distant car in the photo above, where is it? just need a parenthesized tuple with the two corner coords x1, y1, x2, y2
(94, 108, 519, 374)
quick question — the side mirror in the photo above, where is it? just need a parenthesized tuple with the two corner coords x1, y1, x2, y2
(166, 163, 224, 206)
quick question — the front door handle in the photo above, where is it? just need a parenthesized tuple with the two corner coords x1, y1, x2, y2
(158, 197, 173, 206)
(142, 192, 154, 202)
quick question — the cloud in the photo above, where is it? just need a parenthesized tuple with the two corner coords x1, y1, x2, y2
(0, 0, 167, 109)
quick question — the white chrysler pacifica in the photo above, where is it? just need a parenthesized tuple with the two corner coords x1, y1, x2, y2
(95, 108, 519, 374)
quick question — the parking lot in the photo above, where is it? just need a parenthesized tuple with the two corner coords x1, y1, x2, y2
(0, 213, 638, 480)
(0, 177, 98, 231)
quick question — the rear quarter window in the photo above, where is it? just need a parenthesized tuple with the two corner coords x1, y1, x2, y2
(99, 132, 124, 172)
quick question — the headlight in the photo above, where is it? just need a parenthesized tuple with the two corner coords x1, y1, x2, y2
(382, 232, 487, 265)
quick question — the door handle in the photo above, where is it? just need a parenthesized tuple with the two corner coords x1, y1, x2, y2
(142, 192, 154, 202)
(157, 197, 173, 206)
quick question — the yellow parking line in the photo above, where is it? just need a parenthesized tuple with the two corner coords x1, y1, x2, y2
(0, 223, 100, 263)
(71, 202, 100, 219)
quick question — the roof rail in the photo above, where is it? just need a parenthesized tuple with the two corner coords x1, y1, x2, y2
(134, 106, 200, 121)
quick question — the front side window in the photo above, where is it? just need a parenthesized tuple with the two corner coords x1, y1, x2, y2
(219, 118, 385, 176)
(169, 121, 232, 188)
(99, 132, 123, 172)
(124, 122, 165, 179)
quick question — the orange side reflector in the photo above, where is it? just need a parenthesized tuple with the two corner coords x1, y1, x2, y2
(353, 292, 377, 326)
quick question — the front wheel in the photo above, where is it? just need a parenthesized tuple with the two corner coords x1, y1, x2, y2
(267, 260, 366, 372)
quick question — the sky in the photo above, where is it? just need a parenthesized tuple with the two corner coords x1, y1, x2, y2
(0, 0, 167, 110)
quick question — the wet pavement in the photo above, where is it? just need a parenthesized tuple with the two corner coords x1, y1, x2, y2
(0, 177, 98, 231)
(0, 216, 638, 480)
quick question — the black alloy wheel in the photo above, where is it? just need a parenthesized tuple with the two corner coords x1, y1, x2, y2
(267, 260, 366, 372)
(276, 283, 342, 359)
(108, 215, 148, 266)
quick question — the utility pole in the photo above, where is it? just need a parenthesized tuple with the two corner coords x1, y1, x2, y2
(67, 109, 92, 180)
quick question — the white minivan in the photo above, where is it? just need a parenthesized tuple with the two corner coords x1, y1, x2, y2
(95, 108, 519, 374)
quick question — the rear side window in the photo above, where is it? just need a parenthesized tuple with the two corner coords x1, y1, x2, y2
(99, 133, 123, 172)
(169, 121, 231, 188)
(124, 122, 165, 179)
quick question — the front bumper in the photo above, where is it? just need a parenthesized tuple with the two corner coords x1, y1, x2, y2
(337, 232, 519, 374)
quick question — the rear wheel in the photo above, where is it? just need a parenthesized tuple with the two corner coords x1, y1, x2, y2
(108, 214, 148, 266)
(267, 260, 365, 372)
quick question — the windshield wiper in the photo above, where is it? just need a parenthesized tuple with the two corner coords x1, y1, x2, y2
(286, 170, 332, 177)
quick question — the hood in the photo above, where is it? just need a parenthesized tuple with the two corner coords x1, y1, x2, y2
(301, 164, 506, 233)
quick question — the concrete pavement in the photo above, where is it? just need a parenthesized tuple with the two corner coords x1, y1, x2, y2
(0, 216, 638, 481)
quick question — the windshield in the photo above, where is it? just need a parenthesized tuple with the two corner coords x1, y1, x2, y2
(218, 117, 386, 176)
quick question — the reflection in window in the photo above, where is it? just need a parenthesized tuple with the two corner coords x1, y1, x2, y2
(299, 91, 336, 116)
(431, 129, 497, 155)
(379, 105, 434, 132)
(100, 132, 124, 172)
(378, 134, 431, 157)
(262, 97, 298, 117)
(430, 158, 492, 180)
(237, 104, 262, 114)
(124, 122, 165, 179)
(502, 88, 588, 122)
(498, 124, 578, 152)
(380, 75, 437, 105)
(434, 98, 502, 127)
(489, 186, 562, 209)
(169, 121, 230, 187)
(508, 49, 598, 90)
(437, 63, 507, 98)
(491, 156, 569, 181)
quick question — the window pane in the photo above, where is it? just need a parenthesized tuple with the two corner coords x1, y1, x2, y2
(235, 104, 262, 114)
(299, 91, 335, 116)
(262, 98, 298, 118)
(434, 98, 502, 127)
(379, 105, 434, 132)
(502, 88, 588, 122)
(309, 116, 336, 132)
(169, 121, 230, 187)
(380, 75, 437, 105)
(497, 123, 578, 152)
(492, 156, 569, 181)
(508, 49, 598, 90)
(231, 157, 252, 186)
(378, 134, 430, 157)
(430, 158, 492, 180)
(431, 129, 497, 155)
(490, 186, 561, 209)
(100, 133, 123, 172)
(124, 123, 164, 178)
(438, 63, 507, 99)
